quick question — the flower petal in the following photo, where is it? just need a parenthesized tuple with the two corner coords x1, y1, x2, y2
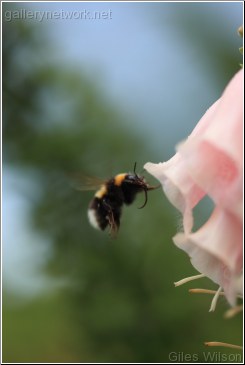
(173, 207, 242, 305)
(145, 69, 243, 306)
(177, 70, 243, 220)
(145, 158, 204, 233)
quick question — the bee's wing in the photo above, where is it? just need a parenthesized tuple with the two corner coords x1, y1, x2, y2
(69, 174, 106, 191)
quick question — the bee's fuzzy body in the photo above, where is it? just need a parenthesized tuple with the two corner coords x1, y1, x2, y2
(87, 172, 155, 234)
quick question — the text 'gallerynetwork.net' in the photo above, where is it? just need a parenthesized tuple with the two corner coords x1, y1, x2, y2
(4, 8, 113, 22)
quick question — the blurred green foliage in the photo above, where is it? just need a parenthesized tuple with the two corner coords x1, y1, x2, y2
(2, 3, 242, 363)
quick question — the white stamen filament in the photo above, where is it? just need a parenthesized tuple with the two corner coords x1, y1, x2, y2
(174, 273, 205, 287)
(209, 286, 222, 312)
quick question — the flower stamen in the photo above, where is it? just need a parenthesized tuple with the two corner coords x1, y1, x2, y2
(189, 288, 243, 299)
(174, 273, 205, 287)
(224, 305, 243, 319)
(209, 286, 222, 312)
(204, 341, 242, 350)
(189, 288, 225, 295)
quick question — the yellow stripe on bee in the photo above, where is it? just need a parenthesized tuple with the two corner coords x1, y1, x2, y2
(114, 173, 127, 186)
(95, 184, 107, 198)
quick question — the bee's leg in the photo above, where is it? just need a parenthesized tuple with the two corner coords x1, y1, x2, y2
(102, 200, 119, 237)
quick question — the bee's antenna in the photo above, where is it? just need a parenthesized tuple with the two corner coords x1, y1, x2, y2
(133, 162, 137, 175)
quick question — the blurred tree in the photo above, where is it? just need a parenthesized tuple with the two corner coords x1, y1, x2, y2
(2, 3, 242, 363)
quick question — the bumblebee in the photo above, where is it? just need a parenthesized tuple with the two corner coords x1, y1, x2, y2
(83, 163, 158, 235)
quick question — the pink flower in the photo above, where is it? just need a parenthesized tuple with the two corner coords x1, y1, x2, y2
(145, 69, 243, 306)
